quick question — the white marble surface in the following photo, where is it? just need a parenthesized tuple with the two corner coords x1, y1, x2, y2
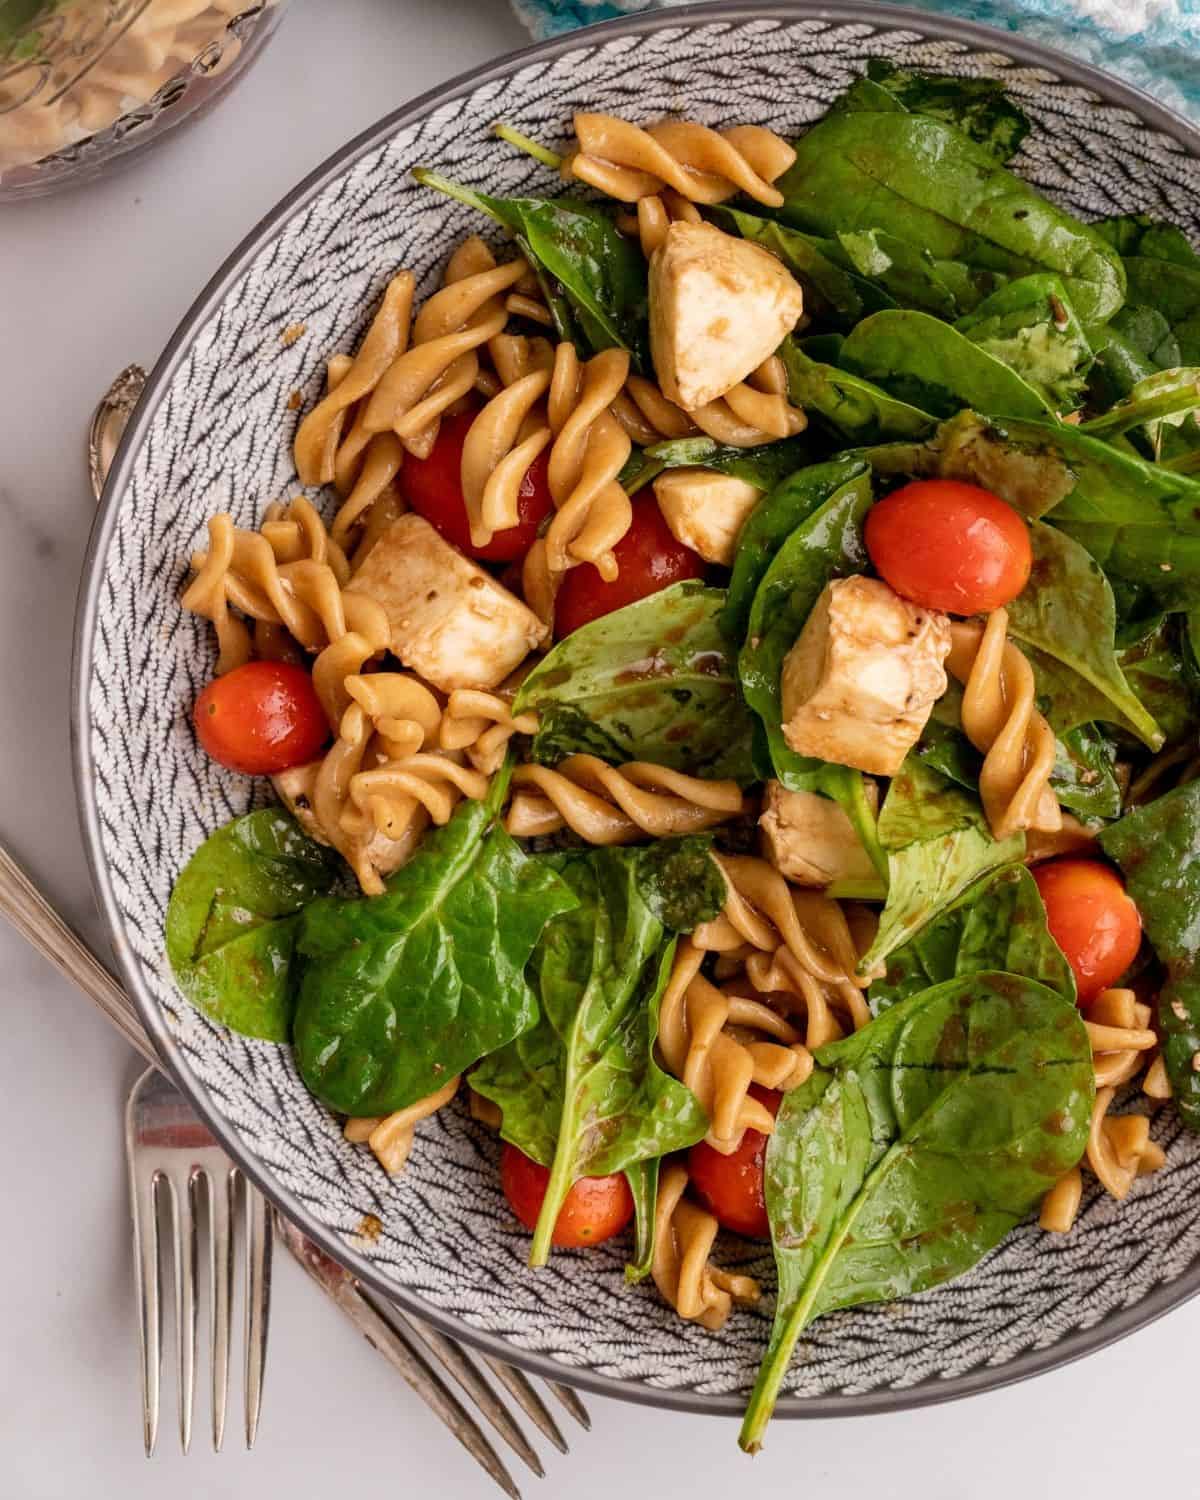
(2, 3, 1199, 1495)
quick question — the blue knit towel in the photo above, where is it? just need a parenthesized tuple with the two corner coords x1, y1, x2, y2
(510, 0, 1200, 124)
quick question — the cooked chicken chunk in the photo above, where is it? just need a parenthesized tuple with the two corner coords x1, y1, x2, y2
(272, 761, 427, 878)
(652, 468, 760, 566)
(780, 576, 951, 777)
(759, 780, 879, 888)
(649, 220, 804, 411)
(345, 514, 548, 692)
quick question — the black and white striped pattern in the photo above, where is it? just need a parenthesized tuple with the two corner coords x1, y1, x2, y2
(78, 8, 1200, 1413)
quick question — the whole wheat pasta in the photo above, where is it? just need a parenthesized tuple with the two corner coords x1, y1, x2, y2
(345, 1076, 461, 1175)
(1039, 1168, 1083, 1234)
(505, 756, 746, 844)
(612, 360, 804, 450)
(544, 342, 634, 581)
(439, 690, 539, 776)
(610, 373, 700, 446)
(651, 1162, 761, 1331)
(658, 939, 811, 1154)
(566, 113, 796, 208)
(617, 188, 704, 258)
(460, 369, 553, 546)
(361, 239, 525, 460)
(946, 610, 1062, 840)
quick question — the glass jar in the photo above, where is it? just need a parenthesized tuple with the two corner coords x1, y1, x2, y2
(0, 0, 288, 199)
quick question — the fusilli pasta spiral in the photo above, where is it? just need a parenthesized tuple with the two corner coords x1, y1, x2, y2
(344, 1075, 462, 1175)
(504, 756, 747, 844)
(651, 1162, 761, 1331)
(565, 113, 796, 208)
(946, 610, 1062, 841)
(659, 938, 812, 1154)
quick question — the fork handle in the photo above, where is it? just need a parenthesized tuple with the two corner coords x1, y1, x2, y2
(0, 842, 157, 1066)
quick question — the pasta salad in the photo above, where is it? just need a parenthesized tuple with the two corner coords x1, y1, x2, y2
(167, 62, 1200, 1449)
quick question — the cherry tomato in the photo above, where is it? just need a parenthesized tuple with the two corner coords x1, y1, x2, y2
(865, 479, 1033, 614)
(500, 1143, 633, 1249)
(687, 1086, 782, 1239)
(553, 494, 705, 638)
(194, 661, 328, 775)
(1032, 858, 1143, 1005)
(400, 403, 554, 562)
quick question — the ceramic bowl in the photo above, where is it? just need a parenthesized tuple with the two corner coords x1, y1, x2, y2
(75, 1, 1200, 1417)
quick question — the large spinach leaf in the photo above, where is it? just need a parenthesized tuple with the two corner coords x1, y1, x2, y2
(836, 60, 1031, 162)
(166, 810, 339, 1042)
(293, 788, 577, 1115)
(1095, 214, 1200, 364)
(740, 970, 1092, 1450)
(776, 111, 1126, 326)
(954, 275, 1093, 410)
(860, 761, 1024, 976)
(838, 309, 1055, 420)
(1118, 614, 1199, 746)
(413, 169, 650, 369)
(471, 849, 711, 1265)
(870, 862, 1075, 1011)
(782, 338, 936, 444)
(1101, 782, 1200, 1130)
(513, 582, 756, 782)
(736, 461, 885, 872)
(722, 455, 872, 644)
(1006, 521, 1161, 748)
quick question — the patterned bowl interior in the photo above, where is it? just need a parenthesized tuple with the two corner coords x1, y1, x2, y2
(80, 5, 1200, 1411)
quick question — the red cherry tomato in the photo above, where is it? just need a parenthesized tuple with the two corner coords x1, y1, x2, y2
(865, 479, 1033, 614)
(687, 1086, 782, 1239)
(400, 404, 554, 562)
(1032, 858, 1143, 1005)
(500, 1144, 633, 1249)
(194, 661, 329, 775)
(553, 494, 705, 638)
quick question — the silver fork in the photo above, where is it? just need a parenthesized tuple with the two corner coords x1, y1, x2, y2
(126, 1067, 270, 1456)
(0, 836, 587, 1494)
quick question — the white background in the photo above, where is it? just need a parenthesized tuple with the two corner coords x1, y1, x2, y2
(2, 3, 1198, 1496)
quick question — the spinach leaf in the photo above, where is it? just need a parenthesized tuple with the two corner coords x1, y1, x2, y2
(837, 309, 1055, 420)
(840, 60, 1031, 162)
(413, 169, 650, 369)
(624, 1157, 659, 1283)
(954, 275, 1093, 410)
(166, 810, 339, 1042)
(716, 208, 900, 325)
(722, 455, 872, 644)
(513, 582, 756, 782)
(736, 461, 885, 872)
(1118, 614, 1199, 746)
(782, 338, 936, 444)
(1093, 217, 1200, 366)
(293, 790, 577, 1115)
(1101, 782, 1200, 1130)
(870, 862, 1075, 1011)
(633, 834, 726, 932)
(1051, 723, 1123, 820)
(861, 761, 1024, 976)
(1080, 368, 1200, 452)
(471, 851, 708, 1265)
(624, 433, 811, 496)
(776, 112, 1126, 326)
(1007, 521, 1162, 748)
(1094, 214, 1200, 267)
(740, 970, 1091, 1451)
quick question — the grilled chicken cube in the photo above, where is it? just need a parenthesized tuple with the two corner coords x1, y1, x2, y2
(649, 220, 804, 411)
(345, 514, 548, 692)
(759, 780, 879, 888)
(272, 761, 427, 877)
(652, 468, 761, 566)
(780, 576, 951, 778)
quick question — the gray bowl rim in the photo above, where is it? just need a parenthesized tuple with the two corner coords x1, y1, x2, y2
(72, 0, 1200, 1420)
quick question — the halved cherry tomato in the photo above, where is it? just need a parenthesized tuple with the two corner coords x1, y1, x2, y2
(865, 479, 1033, 614)
(194, 661, 328, 775)
(1032, 858, 1143, 1005)
(687, 1086, 782, 1239)
(500, 1143, 633, 1249)
(400, 403, 554, 562)
(553, 493, 705, 638)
